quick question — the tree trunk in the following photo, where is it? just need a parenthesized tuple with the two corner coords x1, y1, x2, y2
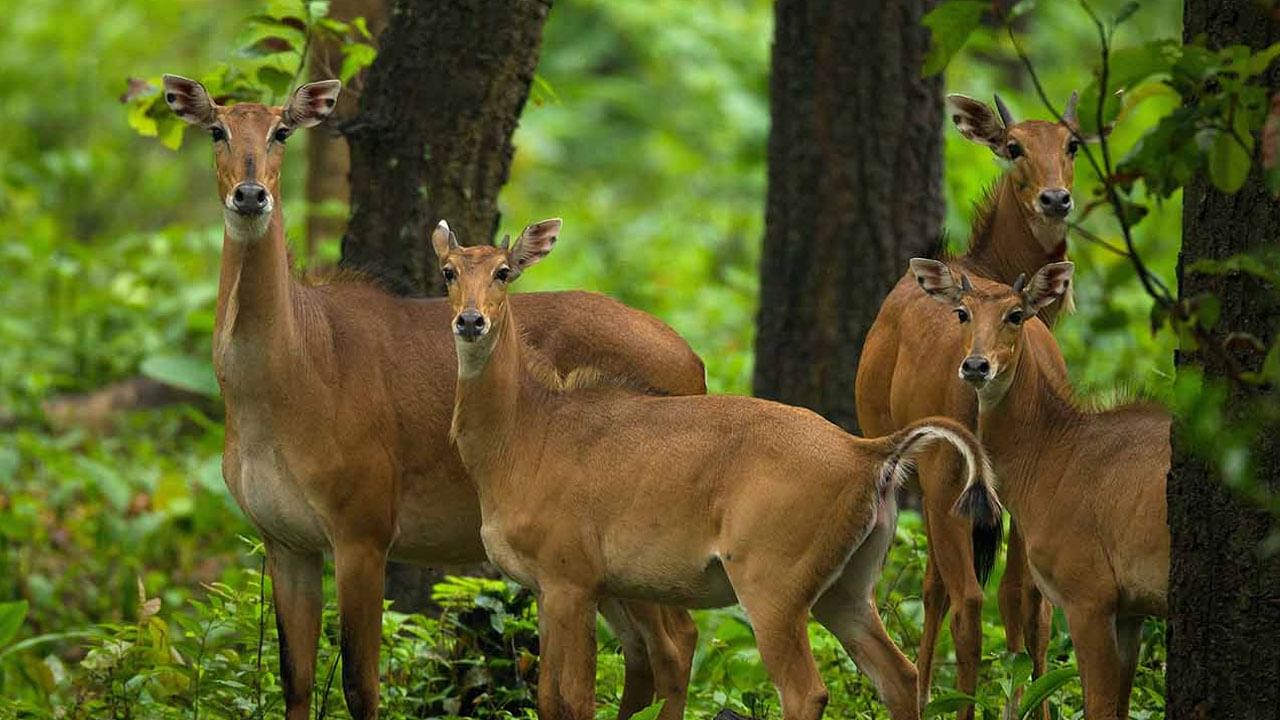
(304, 0, 388, 262)
(1168, 1, 1280, 716)
(340, 0, 551, 295)
(338, 0, 551, 610)
(752, 0, 944, 432)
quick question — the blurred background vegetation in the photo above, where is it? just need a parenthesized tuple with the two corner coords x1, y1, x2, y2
(0, 0, 1181, 716)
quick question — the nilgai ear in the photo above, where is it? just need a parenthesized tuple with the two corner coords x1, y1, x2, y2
(431, 220, 460, 260)
(909, 258, 966, 304)
(946, 94, 1007, 156)
(283, 80, 341, 128)
(163, 74, 218, 127)
(509, 218, 561, 271)
(1022, 262, 1075, 312)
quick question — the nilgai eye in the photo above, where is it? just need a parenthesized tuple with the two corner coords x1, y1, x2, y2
(494, 267, 511, 283)
(442, 267, 457, 283)
(1006, 142, 1024, 159)
(955, 308, 971, 323)
(210, 126, 226, 142)
(1007, 309, 1024, 325)
(1067, 139, 1081, 155)
(273, 127, 291, 143)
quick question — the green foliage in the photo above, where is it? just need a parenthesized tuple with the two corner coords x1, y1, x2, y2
(122, 0, 376, 151)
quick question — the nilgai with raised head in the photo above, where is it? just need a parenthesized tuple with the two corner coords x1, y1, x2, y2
(162, 74, 704, 720)
(437, 220, 1003, 720)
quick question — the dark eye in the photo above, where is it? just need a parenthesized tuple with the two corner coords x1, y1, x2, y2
(494, 266, 511, 283)
(955, 307, 970, 323)
(1067, 138, 1080, 155)
(442, 267, 456, 283)
(1006, 142, 1024, 159)
(210, 126, 226, 142)
(273, 127, 291, 143)
(1007, 309, 1024, 325)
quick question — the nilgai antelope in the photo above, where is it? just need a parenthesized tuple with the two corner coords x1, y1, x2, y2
(910, 259, 1170, 720)
(435, 222, 1003, 720)
(161, 75, 704, 720)
(856, 92, 1099, 714)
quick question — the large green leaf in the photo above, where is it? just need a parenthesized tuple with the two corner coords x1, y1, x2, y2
(1208, 130, 1251, 193)
(921, 1, 987, 77)
(140, 354, 221, 397)
(1017, 666, 1079, 718)
(0, 601, 29, 648)
(925, 691, 990, 718)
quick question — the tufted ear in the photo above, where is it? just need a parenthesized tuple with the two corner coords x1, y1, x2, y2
(1021, 262, 1075, 313)
(431, 220, 460, 261)
(946, 94, 1009, 156)
(282, 80, 341, 128)
(509, 218, 562, 272)
(909, 258, 966, 304)
(162, 74, 218, 127)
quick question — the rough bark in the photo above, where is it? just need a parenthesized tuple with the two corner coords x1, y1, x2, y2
(1168, 1, 1280, 716)
(340, 0, 551, 295)
(339, 0, 550, 611)
(304, 0, 388, 261)
(752, 0, 944, 432)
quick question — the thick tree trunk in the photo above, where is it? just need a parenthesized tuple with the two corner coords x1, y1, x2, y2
(338, 0, 551, 610)
(304, 0, 388, 261)
(1168, 1, 1280, 716)
(340, 0, 551, 295)
(752, 0, 943, 432)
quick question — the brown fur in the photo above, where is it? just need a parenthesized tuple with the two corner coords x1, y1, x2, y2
(437, 237, 1002, 720)
(855, 95, 1093, 716)
(920, 270, 1169, 720)
(165, 78, 705, 720)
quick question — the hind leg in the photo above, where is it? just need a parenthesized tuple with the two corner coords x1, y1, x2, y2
(999, 523, 1051, 720)
(918, 451, 985, 720)
(916, 520, 950, 712)
(813, 514, 918, 719)
(599, 599, 694, 720)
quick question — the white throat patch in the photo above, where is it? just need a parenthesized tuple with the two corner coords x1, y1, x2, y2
(455, 334, 497, 379)
(222, 196, 275, 244)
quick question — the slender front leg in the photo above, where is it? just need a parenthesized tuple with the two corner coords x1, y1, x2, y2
(999, 522, 1051, 720)
(266, 543, 323, 720)
(598, 598, 656, 718)
(1114, 617, 1144, 720)
(538, 585, 600, 720)
(916, 534, 950, 712)
(334, 539, 389, 720)
(1066, 607, 1129, 720)
(920, 451, 984, 720)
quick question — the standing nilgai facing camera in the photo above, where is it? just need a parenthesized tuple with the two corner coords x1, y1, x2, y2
(161, 74, 708, 720)
(436, 219, 1003, 720)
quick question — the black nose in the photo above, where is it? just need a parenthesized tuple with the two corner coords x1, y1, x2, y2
(455, 310, 487, 339)
(961, 356, 991, 381)
(1038, 188, 1072, 217)
(232, 182, 270, 215)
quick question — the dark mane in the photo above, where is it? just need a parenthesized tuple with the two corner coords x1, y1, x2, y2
(517, 330, 669, 398)
(934, 176, 1006, 263)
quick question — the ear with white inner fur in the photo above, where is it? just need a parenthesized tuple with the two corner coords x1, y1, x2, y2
(909, 258, 966, 304)
(509, 218, 562, 271)
(282, 80, 341, 128)
(431, 220, 459, 261)
(1021, 261, 1075, 312)
(162, 74, 218, 127)
(946, 94, 1008, 156)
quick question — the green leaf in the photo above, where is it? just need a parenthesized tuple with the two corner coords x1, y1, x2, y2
(1248, 42, 1280, 77)
(127, 101, 159, 138)
(0, 601, 29, 648)
(925, 691, 989, 717)
(308, 0, 331, 21)
(1209, 130, 1251, 192)
(1077, 39, 1180, 134)
(140, 354, 220, 397)
(258, 65, 295, 98)
(340, 42, 377, 82)
(159, 118, 186, 151)
(1017, 665, 1079, 718)
(921, 1, 987, 77)
(1113, 1, 1140, 26)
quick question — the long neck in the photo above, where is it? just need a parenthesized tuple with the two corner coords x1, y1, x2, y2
(452, 306, 537, 489)
(964, 177, 1070, 324)
(214, 206, 301, 379)
(977, 345, 1082, 518)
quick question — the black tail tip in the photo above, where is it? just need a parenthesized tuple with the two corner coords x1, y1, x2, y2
(972, 521, 1003, 586)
